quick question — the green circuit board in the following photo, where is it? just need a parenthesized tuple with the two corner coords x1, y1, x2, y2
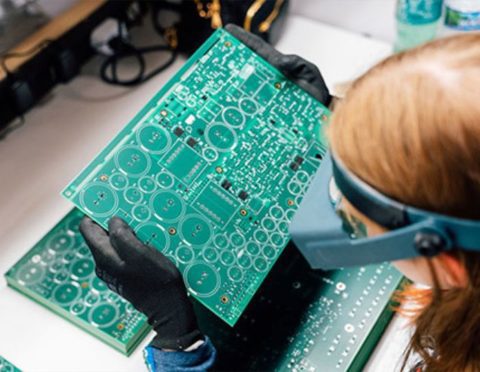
(0, 356, 20, 372)
(62, 28, 330, 325)
(4, 209, 150, 355)
(195, 244, 404, 371)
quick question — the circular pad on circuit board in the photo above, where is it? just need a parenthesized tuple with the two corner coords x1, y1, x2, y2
(137, 125, 172, 154)
(184, 262, 220, 297)
(80, 183, 119, 217)
(179, 214, 213, 246)
(115, 146, 151, 177)
(204, 123, 238, 152)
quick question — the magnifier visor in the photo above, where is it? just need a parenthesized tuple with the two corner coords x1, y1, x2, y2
(289, 152, 480, 270)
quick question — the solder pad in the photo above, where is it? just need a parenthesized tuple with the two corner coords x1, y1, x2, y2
(4, 209, 150, 355)
(62, 28, 330, 326)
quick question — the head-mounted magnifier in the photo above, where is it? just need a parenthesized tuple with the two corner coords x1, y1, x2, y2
(290, 152, 480, 270)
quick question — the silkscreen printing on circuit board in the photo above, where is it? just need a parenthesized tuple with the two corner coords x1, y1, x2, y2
(63, 28, 330, 326)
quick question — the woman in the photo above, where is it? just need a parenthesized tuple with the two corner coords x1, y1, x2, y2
(80, 32, 480, 371)
(328, 33, 480, 371)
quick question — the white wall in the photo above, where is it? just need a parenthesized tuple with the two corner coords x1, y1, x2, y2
(290, 0, 397, 43)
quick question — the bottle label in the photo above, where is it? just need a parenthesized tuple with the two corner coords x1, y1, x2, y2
(445, 6, 480, 30)
(397, 0, 443, 25)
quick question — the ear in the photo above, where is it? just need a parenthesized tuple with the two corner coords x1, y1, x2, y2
(435, 252, 468, 288)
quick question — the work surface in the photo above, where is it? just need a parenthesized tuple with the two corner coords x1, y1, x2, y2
(0, 15, 410, 371)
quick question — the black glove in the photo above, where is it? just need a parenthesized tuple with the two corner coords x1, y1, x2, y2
(80, 216, 202, 351)
(225, 24, 332, 107)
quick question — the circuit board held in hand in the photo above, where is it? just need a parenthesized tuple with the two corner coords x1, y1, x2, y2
(62, 28, 330, 326)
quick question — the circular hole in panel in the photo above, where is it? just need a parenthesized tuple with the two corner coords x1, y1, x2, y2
(262, 245, 277, 260)
(285, 209, 296, 221)
(213, 234, 229, 249)
(239, 97, 258, 115)
(150, 190, 186, 223)
(52, 282, 81, 306)
(137, 125, 171, 154)
(85, 293, 100, 307)
(54, 270, 70, 284)
(254, 230, 268, 244)
(261, 218, 276, 232)
(49, 260, 65, 273)
(184, 262, 220, 297)
(179, 214, 213, 246)
(132, 204, 152, 222)
(237, 253, 252, 269)
(202, 247, 219, 263)
(176, 245, 195, 264)
(76, 246, 91, 258)
(70, 259, 95, 280)
(296, 171, 310, 184)
(220, 250, 235, 265)
(115, 145, 151, 177)
(135, 223, 170, 252)
(222, 107, 245, 128)
(80, 183, 118, 217)
(269, 205, 284, 220)
(230, 232, 245, 247)
(70, 302, 86, 315)
(89, 303, 119, 328)
(124, 187, 143, 204)
(278, 221, 289, 234)
(202, 147, 219, 162)
(270, 232, 285, 247)
(246, 242, 260, 256)
(41, 251, 55, 264)
(287, 181, 303, 195)
(48, 234, 74, 253)
(139, 176, 157, 193)
(90, 276, 108, 293)
(156, 172, 175, 189)
(227, 266, 244, 282)
(62, 252, 76, 263)
(16, 264, 45, 285)
(204, 123, 238, 152)
(109, 173, 129, 190)
(254, 257, 268, 272)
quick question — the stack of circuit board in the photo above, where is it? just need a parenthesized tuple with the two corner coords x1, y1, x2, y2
(0, 356, 20, 372)
(5, 209, 150, 355)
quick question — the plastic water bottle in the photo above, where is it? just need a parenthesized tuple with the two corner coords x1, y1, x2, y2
(442, 0, 480, 36)
(395, 0, 444, 51)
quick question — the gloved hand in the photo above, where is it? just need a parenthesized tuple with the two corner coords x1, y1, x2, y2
(225, 24, 332, 106)
(80, 216, 202, 351)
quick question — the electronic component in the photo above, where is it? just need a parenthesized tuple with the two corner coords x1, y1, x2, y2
(4, 209, 150, 355)
(62, 29, 330, 326)
(221, 179, 232, 190)
(187, 137, 197, 147)
(174, 127, 184, 137)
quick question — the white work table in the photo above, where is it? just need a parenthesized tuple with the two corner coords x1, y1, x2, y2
(0, 15, 409, 371)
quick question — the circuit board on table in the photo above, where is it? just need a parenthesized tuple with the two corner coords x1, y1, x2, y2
(0, 356, 20, 372)
(62, 28, 330, 326)
(5, 209, 403, 370)
(4, 209, 150, 355)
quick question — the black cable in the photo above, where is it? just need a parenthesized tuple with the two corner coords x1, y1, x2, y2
(99, 38, 177, 87)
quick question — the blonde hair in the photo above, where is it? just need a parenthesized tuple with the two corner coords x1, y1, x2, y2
(328, 34, 480, 371)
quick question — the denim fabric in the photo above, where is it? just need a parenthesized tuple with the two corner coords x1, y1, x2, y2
(144, 337, 216, 372)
